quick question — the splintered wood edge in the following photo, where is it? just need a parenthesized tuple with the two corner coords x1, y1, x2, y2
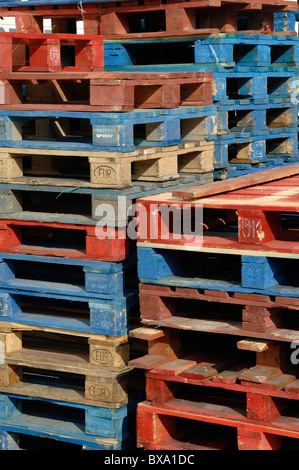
(129, 327, 165, 341)
(237, 339, 274, 352)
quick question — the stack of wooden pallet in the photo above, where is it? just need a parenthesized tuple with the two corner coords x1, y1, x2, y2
(0, 0, 298, 452)
(132, 165, 299, 450)
(0, 0, 220, 451)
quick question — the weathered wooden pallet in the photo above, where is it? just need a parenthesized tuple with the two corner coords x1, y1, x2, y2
(0, 287, 138, 336)
(136, 171, 299, 254)
(0, 330, 133, 406)
(133, 334, 299, 448)
(136, 283, 299, 343)
(0, 71, 213, 111)
(0, 252, 138, 301)
(217, 102, 297, 137)
(0, 218, 129, 261)
(86, 3, 293, 39)
(104, 33, 299, 69)
(0, 0, 297, 7)
(0, 392, 136, 449)
(213, 69, 299, 105)
(137, 246, 299, 295)
(0, 428, 132, 450)
(0, 32, 103, 73)
(129, 325, 291, 373)
(1, 351, 132, 408)
(137, 401, 299, 450)
(213, 131, 298, 170)
(0, 172, 214, 227)
(0, 106, 217, 152)
(0, 0, 297, 40)
(0, 141, 214, 190)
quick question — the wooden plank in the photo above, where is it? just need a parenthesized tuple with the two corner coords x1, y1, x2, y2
(211, 364, 250, 385)
(239, 366, 282, 383)
(128, 327, 165, 341)
(237, 339, 274, 352)
(172, 165, 299, 199)
(152, 358, 197, 376)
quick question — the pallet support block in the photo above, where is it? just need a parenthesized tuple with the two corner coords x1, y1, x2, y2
(89, 299, 128, 335)
(237, 428, 281, 450)
(85, 374, 128, 405)
(241, 256, 282, 289)
(238, 210, 281, 245)
(246, 392, 285, 422)
(85, 406, 129, 438)
(0, 430, 20, 450)
(137, 405, 175, 447)
(89, 336, 129, 371)
(0, 119, 22, 141)
(242, 305, 283, 332)
(132, 155, 178, 182)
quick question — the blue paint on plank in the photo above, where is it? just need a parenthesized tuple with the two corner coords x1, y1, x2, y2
(0, 290, 137, 335)
(137, 246, 299, 298)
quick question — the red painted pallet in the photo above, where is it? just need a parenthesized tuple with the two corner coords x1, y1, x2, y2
(129, 326, 295, 375)
(137, 401, 299, 450)
(0, 32, 103, 73)
(0, 71, 213, 112)
(135, 334, 299, 449)
(0, 219, 128, 261)
(137, 283, 299, 343)
(0, 1, 297, 37)
(136, 165, 299, 255)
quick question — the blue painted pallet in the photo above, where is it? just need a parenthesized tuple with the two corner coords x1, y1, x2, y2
(137, 245, 299, 297)
(0, 106, 217, 152)
(0, 393, 136, 450)
(104, 34, 299, 70)
(0, 288, 138, 336)
(213, 130, 298, 169)
(0, 252, 137, 301)
(217, 102, 297, 137)
(212, 69, 299, 104)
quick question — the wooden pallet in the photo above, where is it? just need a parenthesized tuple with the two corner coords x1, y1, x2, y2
(0, 218, 129, 262)
(0, 392, 136, 449)
(213, 69, 299, 105)
(0, 288, 138, 336)
(0, 106, 217, 152)
(136, 167, 299, 254)
(136, 283, 299, 343)
(0, 428, 132, 450)
(0, 71, 213, 111)
(0, 252, 138, 301)
(137, 401, 299, 450)
(0, 325, 133, 406)
(0, 142, 214, 189)
(213, 131, 298, 170)
(0, 323, 130, 372)
(217, 102, 297, 137)
(104, 33, 299, 69)
(0, 32, 103, 73)
(129, 326, 286, 372)
(137, 245, 299, 297)
(133, 335, 299, 448)
(0, 0, 297, 38)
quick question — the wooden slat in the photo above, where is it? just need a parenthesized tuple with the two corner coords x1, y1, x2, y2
(172, 165, 299, 199)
